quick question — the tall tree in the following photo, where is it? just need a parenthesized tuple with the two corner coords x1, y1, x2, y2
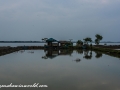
(77, 40, 83, 46)
(83, 37, 92, 45)
(95, 34, 103, 45)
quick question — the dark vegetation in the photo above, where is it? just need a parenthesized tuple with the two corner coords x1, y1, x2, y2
(0, 34, 120, 58)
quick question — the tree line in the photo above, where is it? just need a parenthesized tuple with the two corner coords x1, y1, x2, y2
(77, 34, 103, 46)
(41, 34, 103, 46)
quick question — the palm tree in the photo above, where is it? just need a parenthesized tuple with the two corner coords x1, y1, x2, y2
(95, 34, 103, 45)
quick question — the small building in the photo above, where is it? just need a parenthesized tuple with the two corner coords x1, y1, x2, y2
(45, 38, 73, 49)
(58, 41, 73, 48)
(45, 38, 58, 49)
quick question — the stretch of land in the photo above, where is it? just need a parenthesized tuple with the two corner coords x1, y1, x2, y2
(0, 39, 120, 58)
(0, 41, 120, 43)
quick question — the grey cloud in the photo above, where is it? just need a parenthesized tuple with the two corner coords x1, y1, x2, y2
(0, 0, 120, 41)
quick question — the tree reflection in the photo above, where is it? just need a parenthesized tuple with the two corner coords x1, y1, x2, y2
(76, 49, 83, 54)
(95, 51, 102, 58)
(83, 50, 92, 59)
(42, 49, 103, 60)
(59, 49, 73, 56)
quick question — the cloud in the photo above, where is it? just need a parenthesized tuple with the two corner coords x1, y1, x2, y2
(0, 0, 23, 11)
(0, 0, 120, 41)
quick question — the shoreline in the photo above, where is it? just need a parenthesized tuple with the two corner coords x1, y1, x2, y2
(92, 45, 120, 58)
(0, 45, 120, 58)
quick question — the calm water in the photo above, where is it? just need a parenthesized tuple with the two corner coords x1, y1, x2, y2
(0, 50, 120, 90)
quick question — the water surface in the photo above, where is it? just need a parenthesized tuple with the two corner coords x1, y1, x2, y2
(0, 50, 120, 90)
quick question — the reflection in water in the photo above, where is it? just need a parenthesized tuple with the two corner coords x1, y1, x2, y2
(0, 50, 120, 90)
(42, 49, 103, 60)
(95, 51, 103, 58)
(42, 49, 73, 59)
(83, 50, 92, 59)
(28, 51, 34, 53)
(19, 50, 25, 53)
(18, 50, 34, 54)
(42, 56, 48, 59)
(76, 49, 83, 54)
(73, 58, 81, 63)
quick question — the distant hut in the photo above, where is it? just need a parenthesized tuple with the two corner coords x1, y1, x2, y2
(58, 41, 73, 48)
(45, 38, 58, 49)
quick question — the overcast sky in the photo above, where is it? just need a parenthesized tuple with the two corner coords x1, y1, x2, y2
(0, 0, 120, 41)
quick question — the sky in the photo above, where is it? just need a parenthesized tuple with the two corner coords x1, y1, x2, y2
(0, 0, 120, 42)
